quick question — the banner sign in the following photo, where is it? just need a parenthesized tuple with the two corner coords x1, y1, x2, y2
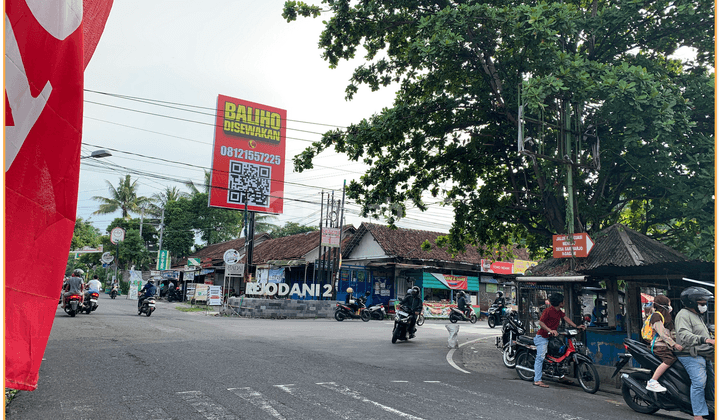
(188, 257, 202, 266)
(431, 273, 468, 290)
(185, 272, 195, 282)
(208, 286, 223, 305)
(128, 270, 144, 301)
(513, 259, 538, 274)
(209, 94, 286, 214)
(553, 233, 595, 258)
(226, 263, 245, 276)
(157, 250, 170, 270)
(193, 284, 209, 302)
(161, 271, 179, 280)
(321, 227, 341, 247)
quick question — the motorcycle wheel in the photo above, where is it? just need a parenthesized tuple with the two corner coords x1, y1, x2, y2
(515, 351, 535, 381)
(621, 371, 659, 414)
(416, 314, 425, 326)
(138, 310, 142, 316)
(488, 316, 496, 328)
(391, 326, 398, 344)
(334, 310, 345, 322)
(371, 311, 382, 320)
(361, 310, 370, 322)
(470, 314, 477, 324)
(577, 360, 600, 394)
(449, 313, 458, 323)
(502, 346, 517, 369)
(146, 309, 152, 317)
(85, 307, 92, 314)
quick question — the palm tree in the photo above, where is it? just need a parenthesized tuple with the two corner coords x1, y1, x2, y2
(92, 175, 151, 219)
(148, 186, 188, 217)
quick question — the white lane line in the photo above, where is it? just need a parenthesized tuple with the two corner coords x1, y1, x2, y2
(275, 384, 353, 420)
(392, 380, 409, 383)
(228, 387, 287, 420)
(177, 390, 238, 420)
(316, 381, 425, 420)
(447, 335, 497, 374)
(423, 381, 440, 383)
(121, 395, 173, 419)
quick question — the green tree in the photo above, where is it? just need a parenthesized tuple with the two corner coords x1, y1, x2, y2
(148, 186, 188, 218)
(163, 197, 195, 258)
(101, 229, 151, 270)
(70, 217, 101, 250)
(268, 222, 318, 238)
(107, 217, 159, 249)
(284, 0, 714, 260)
(93, 175, 152, 219)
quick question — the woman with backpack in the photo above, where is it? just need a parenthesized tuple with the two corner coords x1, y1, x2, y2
(645, 295, 683, 392)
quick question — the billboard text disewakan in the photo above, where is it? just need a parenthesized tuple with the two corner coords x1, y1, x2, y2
(209, 94, 286, 214)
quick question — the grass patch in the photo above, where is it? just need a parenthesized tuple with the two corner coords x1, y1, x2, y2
(6, 388, 18, 416)
(175, 305, 209, 312)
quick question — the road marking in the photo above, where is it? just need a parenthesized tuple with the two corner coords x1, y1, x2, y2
(392, 380, 409, 383)
(447, 335, 498, 374)
(60, 402, 94, 420)
(122, 395, 173, 419)
(177, 390, 238, 420)
(316, 381, 425, 420)
(228, 387, 287, 419)
(275, 384, 354, 420)
(423, 381, 440, 383)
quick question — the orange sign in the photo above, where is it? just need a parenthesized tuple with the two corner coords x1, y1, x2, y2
(553, 233, 594, 258)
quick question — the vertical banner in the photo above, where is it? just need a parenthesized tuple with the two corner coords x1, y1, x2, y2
(4, 0, 113, 391)
(209, 94, 286, 214)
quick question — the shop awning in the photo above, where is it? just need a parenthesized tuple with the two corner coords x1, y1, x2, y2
(515, 275, 587, 283)
(421, 273, 480, 291)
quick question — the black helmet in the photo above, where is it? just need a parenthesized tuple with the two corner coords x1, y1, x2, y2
(547, 337, 566, 357)
(497, 291, 503, 297)
(411, 286, 420, 296)
(548, 293, 564, 307)
(680, 286, 714, 311)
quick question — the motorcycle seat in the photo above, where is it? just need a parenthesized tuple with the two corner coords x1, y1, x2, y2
(624, 338, 691, 384)
(517, 335, 535, 345)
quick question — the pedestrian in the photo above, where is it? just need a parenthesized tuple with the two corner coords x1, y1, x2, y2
(675, 287, 715, 420)
(532, 293, 586, 388)
(645, 295, 682, 392)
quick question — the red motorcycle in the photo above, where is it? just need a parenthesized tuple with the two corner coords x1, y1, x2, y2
(63, 293, 82, 317)
(514, 328, 600, 393)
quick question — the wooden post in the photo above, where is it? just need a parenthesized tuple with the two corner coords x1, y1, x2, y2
(625, 281, 641, 338)
(606, 277, 621, 328)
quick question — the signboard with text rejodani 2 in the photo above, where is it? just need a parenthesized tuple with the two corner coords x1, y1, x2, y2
(209, 95, 286, 214)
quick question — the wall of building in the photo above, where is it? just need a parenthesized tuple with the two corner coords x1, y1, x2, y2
(226, 297, 336, 318)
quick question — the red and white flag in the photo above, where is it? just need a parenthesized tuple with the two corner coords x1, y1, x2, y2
(5, 0, 113, 391)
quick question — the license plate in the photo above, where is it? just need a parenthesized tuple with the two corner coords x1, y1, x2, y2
(90, 299, 97, 303)
(148, 303, 155, 307)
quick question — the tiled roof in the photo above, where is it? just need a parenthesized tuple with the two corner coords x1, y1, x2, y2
(345, 222, 530, 265)
(252, 225, 356, 264)
(174, 233, 272, 267)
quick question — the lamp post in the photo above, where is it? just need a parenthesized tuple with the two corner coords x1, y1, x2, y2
(80, 149, 112, 160)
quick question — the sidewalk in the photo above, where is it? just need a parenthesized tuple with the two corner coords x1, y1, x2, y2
(456, 333, 628, 396)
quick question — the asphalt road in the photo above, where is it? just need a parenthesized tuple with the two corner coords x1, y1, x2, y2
(7, 295, 691, 419)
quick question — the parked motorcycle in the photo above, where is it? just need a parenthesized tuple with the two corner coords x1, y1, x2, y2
(167, 287, 183, 302)
(334, 294, 370, 322)
(495, 310, 524, 368)
(110, 286, 118, 299)
(63, 293, 82, 317)
(391, 307, 415, 343)
(138, 296, 156, 317)
(612, 337, 714, 418)
(487, 303, 506, 328)
(81, 290, 100, 314)
(515, 328, 600, 393)
(367, 302, 387, 320)
(449, 306, 477, 324)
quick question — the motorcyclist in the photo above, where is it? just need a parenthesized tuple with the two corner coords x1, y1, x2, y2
(494, 291, 506, 307)
(674, 286, 715, 420)
(138, 279, 157, 309)
(401, 286, 423, 338)
(62, 269, 84, 309)
(86, 275, 102, 293)
(457, 291, 472, 319)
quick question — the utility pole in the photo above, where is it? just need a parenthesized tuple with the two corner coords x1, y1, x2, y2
(315, 191, 324, 299)
(157, 208, 165, 252)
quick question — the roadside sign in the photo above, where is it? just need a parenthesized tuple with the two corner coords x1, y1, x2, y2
(223, 249, 240, 265)
(102, 263, 108, 268)
(157, 250, 170, 270)
(208, 286, 223, 305)
(110, 227, 125, 244)
(225, 263, 245, 276)
(188, 257, 202, 267)
(321, 227, 340, 247)
(552, 233, 595, 258)
(101, 251, 114, 264)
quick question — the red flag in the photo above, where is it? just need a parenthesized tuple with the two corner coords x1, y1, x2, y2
(5, 0, 113, 391)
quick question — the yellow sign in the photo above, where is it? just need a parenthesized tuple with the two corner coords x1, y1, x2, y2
(513, 259, 538, 274)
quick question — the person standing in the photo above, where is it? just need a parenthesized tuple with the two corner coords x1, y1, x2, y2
(675, 287, 715, 420)
(532, 293, 585, 388)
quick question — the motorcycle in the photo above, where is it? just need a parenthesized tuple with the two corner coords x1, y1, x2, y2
(449, 306, 477, 324)
(487, 303, 506, 328)
(110, 286, 118, 299)
(167, 287, 183, 302)
(515, 328, 600, 393)
(63, 293, 82, 317)
(495, 310, 525, 368)
(612, 337, 714, 418)
(138, 295, 156, 317)
(391, 307, 415, 343)
(334, 294, 370, 322)
(367, 302, 387, 320)
(81, 290, 100, 314)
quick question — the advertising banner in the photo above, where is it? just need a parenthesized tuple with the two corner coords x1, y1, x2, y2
(430, 273, 468, 290)
(513, 259, 538, 274)
(208, 286, 223, 305)
(321, 227, 340, 247)
(209, 94, 286, 214)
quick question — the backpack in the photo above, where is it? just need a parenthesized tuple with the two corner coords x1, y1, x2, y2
(641, 312, 664, 341)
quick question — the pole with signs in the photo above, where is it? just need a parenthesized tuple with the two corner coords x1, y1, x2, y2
(110, 227, 125, 286)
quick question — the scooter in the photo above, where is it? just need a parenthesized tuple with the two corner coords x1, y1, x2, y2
(138, 295, 156, 317)
(449, 306, 477, 324)
(495, 310, 525, 368)
(167, 287, 183, 302)
(515, 328, 600, 393)
(487, 303, 506, 328)
(391, 306, 415, 343)
(81, 290, 100, 314)
(110, 285, 118, 299)
(334, 294, 370, 322)
(367, 302, 387, 320)
(612, 337, 714, 418)
(63, 293, 82, 317)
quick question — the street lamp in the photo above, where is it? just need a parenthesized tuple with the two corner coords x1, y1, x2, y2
(80, 149, 112, 159)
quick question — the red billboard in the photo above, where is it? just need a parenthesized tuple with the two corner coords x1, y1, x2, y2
(209, 94, 286, 214)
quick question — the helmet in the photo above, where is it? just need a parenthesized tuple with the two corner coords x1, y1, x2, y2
(497, 291, 503, 297)
(346, 287, 353, 293)
(547, 337, 566, 357)
(73, 269, 84, 276)
(548, 293, 564, 307)
(407, 288, 413, 295)
(680, 286, 714, 311)
(148, 279, 155, 284)
(411, 286, 420, 296)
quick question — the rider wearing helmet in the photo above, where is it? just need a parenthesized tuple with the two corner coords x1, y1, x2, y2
(62, 269, 85, 309)
(457, 291, 472, 318)
(138, 278, 158, 309)
(532, 293, 585, 388)
(401, 286, 423, 338)
(675, 287, 715, 420)
(494, 291, 506, 307)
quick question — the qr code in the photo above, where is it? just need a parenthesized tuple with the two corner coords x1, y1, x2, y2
(227, 160, 271, 207)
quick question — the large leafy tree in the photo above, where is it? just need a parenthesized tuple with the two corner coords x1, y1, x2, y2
(284, 0, 714, 260)
(267, 222, 318, 238)
(93, 175, 152, 219)
(70, 217, 101, 250)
